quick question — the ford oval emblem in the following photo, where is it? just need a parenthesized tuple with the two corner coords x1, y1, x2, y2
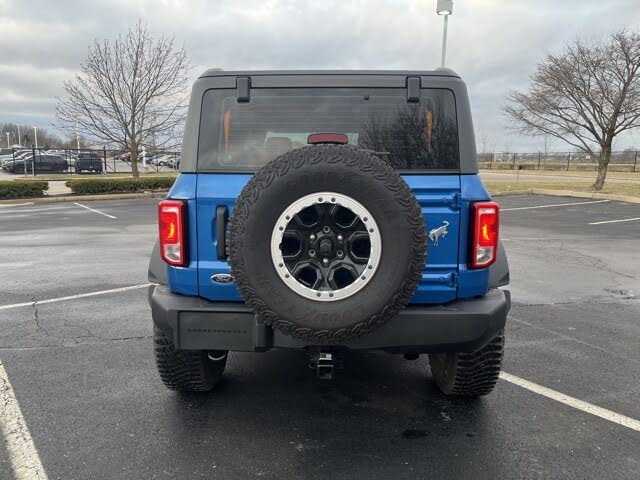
(211, 273, 234, 284)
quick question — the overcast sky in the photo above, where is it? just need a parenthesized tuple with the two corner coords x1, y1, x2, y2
(1, 0, 639, 151)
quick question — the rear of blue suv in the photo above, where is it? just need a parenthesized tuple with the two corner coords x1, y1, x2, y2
(148, 70, 510, 396)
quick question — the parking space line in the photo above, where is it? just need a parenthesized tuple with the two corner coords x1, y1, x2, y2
(0, 360, 48, 480)
(589, 217, 640, 225)
(0, 202, 34, 208)
(0, 284, 152, 311)
(500, 372, 640, 433)
(73, 202, 117, 219)
(501, 199, 610, 211)
(0, 206, 73, 214)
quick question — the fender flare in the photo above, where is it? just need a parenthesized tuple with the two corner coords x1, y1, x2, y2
(488, 240, 510, 288)
(148, 240, 168, 285)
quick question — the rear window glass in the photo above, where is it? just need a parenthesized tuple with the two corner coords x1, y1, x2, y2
(198, 88, 459, 172)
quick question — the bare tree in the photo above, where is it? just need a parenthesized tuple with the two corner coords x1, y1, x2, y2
(56, 21, 190, 177)
(477, 128, 492, 165)
(503, 29, 640, 190)
(478, 129, 488, 154)
(359, 103, 458, 170)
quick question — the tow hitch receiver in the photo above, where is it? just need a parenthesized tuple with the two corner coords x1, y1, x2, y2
(308, 352, 335, 380)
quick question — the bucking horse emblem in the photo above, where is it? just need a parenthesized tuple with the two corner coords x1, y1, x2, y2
(428, 221, 449, 246)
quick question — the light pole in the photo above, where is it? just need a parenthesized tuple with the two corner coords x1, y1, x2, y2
(33, 126, 38, 149)
(142, 145, 148, 174)
(436, 0, 453, 68)
(5, 132, 10, 148)
(17, 124, 21, 146)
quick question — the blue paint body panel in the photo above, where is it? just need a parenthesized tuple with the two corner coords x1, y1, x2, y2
(166, 172, 493, 304)
(403, 175, 461, 303)
(195, 174, 252, 302)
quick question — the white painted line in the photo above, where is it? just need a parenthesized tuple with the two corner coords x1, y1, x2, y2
(0, 360, 49, 480)
(0, 284, 152, 311)
(589, 217, 640, 225)
(500, 372, 640, 433)
(0, 206, 72, 214)
(73, 202, 117, 219)
(501, 199, 610, 211)
(0, 202, 34, 208)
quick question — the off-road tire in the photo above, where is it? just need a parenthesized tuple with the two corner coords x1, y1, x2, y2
(429, 332, 504, 397)
(153, 326, 227, 392)
(227, 144, 426, 343)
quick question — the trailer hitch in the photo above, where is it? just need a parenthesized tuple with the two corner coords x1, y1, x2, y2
(308, 352, 335, 380)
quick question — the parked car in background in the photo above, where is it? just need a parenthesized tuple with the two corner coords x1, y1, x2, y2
(75, 152, 104, 173)
(116, 152, 132, 162)
(147, 154, 174, 167)
(145, 154, 162, 166)
(0, 150, 33, 167)
(0, 149, 30, 164)
(2, 153, 68, 173)
(163, 156, 180, 169)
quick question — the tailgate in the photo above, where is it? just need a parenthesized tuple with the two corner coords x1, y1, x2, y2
(196, 174, 461, 304)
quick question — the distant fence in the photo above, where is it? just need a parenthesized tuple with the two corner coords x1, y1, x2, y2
(478, 151, 639, 172)
(4, 147, 637, 176)
(0, 147, 181, 176)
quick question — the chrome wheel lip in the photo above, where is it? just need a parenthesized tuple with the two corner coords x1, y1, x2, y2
(270, 191, 382, 302)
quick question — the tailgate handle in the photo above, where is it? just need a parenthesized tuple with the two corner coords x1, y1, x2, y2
(216, 206, 229, 260)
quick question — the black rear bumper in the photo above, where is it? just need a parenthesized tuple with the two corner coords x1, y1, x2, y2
(149, 285, 510, 353)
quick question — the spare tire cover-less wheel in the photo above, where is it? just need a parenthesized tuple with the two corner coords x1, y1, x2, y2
(226, 145, 426, 342)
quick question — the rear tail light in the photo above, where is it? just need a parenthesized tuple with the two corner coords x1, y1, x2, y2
(470, 201, 499, 269)
(158, 199, 187, 266)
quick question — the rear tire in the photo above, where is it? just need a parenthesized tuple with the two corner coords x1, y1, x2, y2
(153, 326, 227, 392)
(429, 332, 504, 397)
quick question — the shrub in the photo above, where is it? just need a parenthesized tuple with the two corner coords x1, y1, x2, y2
(66, 177, 175, 195)
(0, 181, 49, 199)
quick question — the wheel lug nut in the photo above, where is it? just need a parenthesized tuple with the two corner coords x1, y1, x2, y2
(322, 226, 330, 234)
(310, 234, 316, 241)
(309, 249, 316, 257)
(322, 258, 329, 265)
(337, 250, 344, 257)
(337, 234, 343, 241)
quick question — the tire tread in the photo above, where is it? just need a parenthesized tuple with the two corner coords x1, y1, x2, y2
(429, 333, 505, 397)
(153, 326, 226, 392)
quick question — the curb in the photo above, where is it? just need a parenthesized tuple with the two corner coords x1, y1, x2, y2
(490, 188, 640, 204)
(0, 191, 169, 205)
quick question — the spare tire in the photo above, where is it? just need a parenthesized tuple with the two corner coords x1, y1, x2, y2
(227, 144, 426, 342)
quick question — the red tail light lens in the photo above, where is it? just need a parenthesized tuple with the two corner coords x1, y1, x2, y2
(307, 133, 349, 145)
(470, 201, 499, 268)
(158, 199, 187, 266)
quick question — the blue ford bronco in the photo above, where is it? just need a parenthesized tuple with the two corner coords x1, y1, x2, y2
(148, 70, 510, 396)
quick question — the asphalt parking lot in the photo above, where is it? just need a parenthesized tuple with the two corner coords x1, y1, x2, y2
(1, 194, 639, 479)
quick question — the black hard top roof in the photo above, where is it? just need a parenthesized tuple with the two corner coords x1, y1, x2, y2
(198, 68, 460, 79)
